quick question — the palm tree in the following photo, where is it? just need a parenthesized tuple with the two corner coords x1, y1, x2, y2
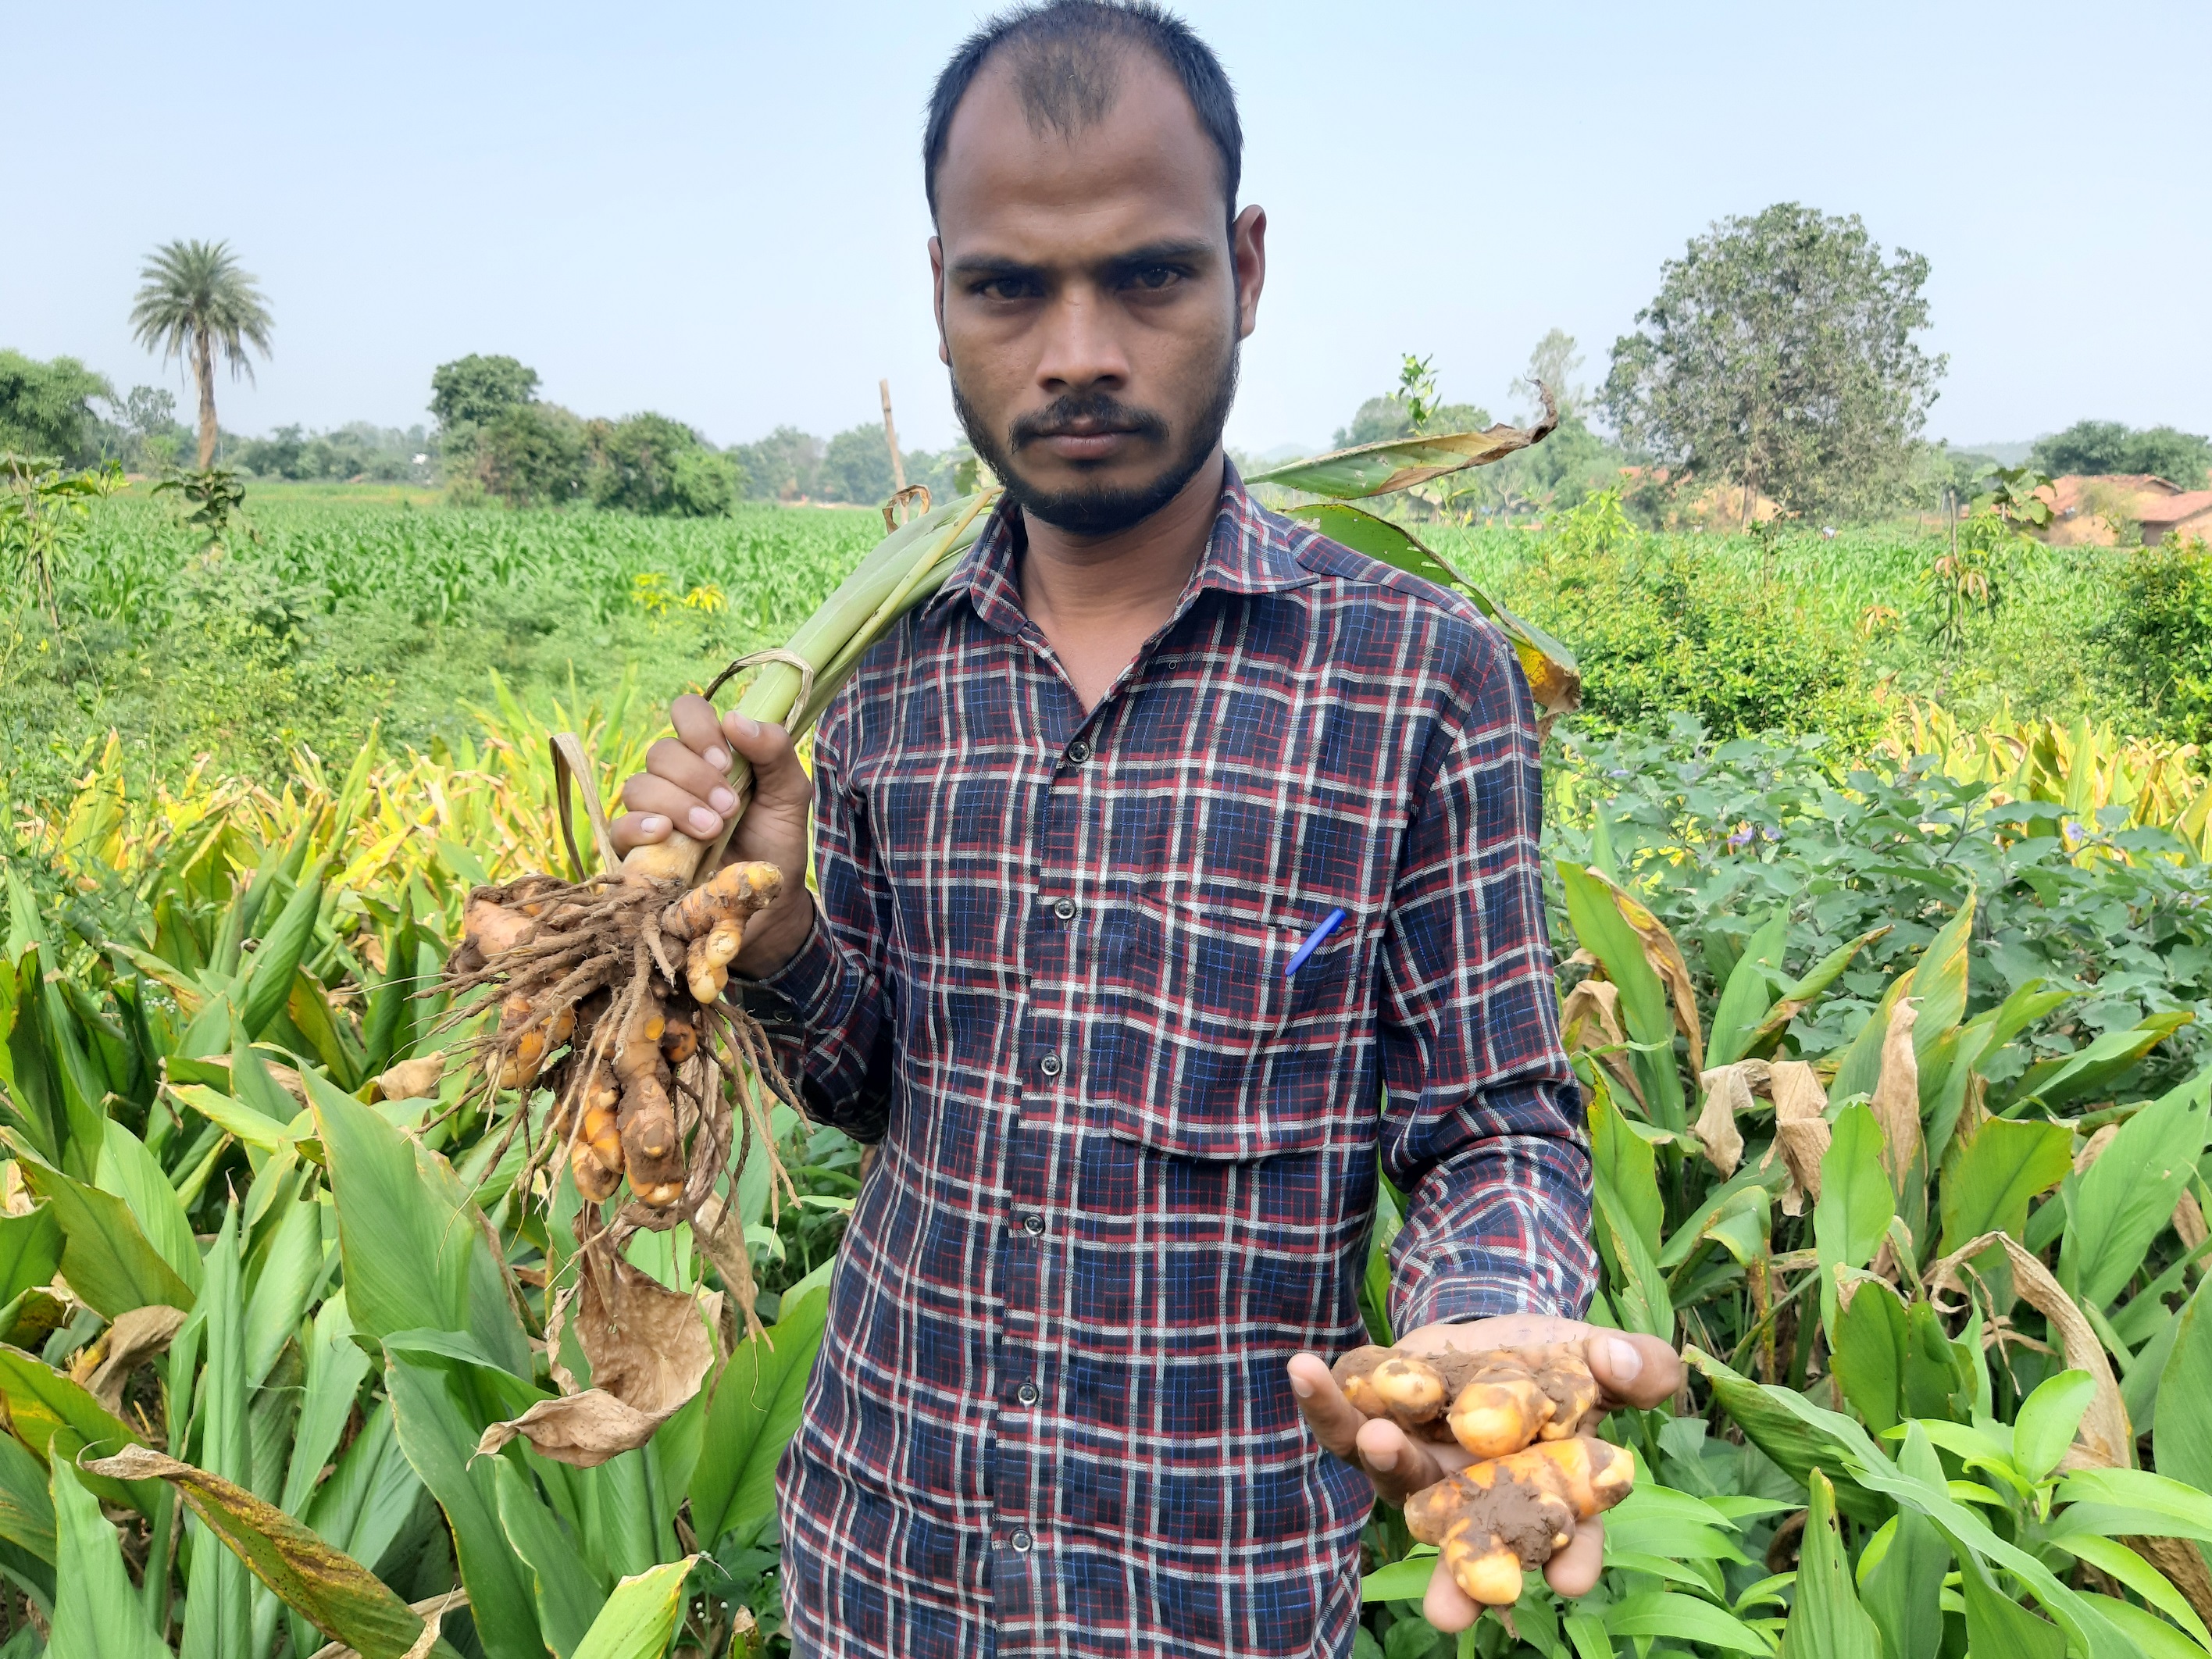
(128, 240, 273, 469)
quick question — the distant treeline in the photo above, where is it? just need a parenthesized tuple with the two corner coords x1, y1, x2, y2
(6, 336, 2204, 525)
(426, 354, 970, 516)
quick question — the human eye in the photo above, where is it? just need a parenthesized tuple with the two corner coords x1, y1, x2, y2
(1124, 263, 1185, 292)
(973, 273, 1040, 301)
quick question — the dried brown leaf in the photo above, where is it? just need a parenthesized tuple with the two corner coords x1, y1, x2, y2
(1871, 1000, 1922, 1193)
(1605, 883, 1705, 1074)
(474, 1390, 670, 1469)
(1764, 1061, 1831, 1217)
(1694, 1061, 1768, 1179)
(2075, 1122, 2121, 1175)
(2175, 1187, 2208, 1253)
(2126, 1534, 2212, 1634)
(1926, 1229, 2131, 1469)
(373, 1054, 445, 1104)
(1560, 976, 1646, 1110)
(87, 1304, 187, 1416)
(576, 1254, 716, 1416)
(693, 1190, 763, 1347)
(475, 1253, 721, 1469)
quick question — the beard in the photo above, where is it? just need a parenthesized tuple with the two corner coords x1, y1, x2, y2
(951, 337, 1240, 537)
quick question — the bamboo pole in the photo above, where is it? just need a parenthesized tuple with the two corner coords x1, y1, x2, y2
(879, 379, 906, 493)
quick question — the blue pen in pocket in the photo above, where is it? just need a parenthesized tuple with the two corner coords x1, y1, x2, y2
(1283, 908, 1347, 979)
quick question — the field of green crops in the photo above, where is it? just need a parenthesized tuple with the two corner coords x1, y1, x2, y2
(1, 489, 886, 806)
(0, 483, 2153, 821)
(7, 483, 2212, 1658)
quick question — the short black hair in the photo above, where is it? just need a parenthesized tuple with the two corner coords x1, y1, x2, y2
(922, 1, 1243, 228)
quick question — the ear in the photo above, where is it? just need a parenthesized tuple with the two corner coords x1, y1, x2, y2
(1230, 205, 1267, 341)
(929, 235, 950, 366)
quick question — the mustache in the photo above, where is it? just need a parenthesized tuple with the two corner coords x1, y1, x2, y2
(1008, 393, 1171, 451)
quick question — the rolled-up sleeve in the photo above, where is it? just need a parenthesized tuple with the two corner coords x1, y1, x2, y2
(1376, 619, 1596, 1330)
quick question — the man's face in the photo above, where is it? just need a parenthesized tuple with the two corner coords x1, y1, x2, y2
(930, 52, 1266, 536)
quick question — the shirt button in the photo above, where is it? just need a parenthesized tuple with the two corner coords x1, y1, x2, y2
(1021, 1212, 1046, 1236)
(1065, 738, 1091, 765)
(1039, 1051, 1063, 1078)
(1011, 1529, 1034, 1554)
(1053, 897, 1077, 922)
(1016, 1382, 1040, 1406)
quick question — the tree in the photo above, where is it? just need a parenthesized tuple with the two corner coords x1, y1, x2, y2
(669, 448, 743, 517)
(0, 351, 115, 466)
(590, 412, 739, 516)
(593, 412, 694, 512)
(733, 426, 825, 501)
(821, 423, 901, 505)
(430, 355, 541, 430)
(127, 240, 274, 469)
(116, 384, 191, 469)
(477, 403, 592, 507)
(1512, 329, 1586, 421)
(2031, 419, 2211, 489)
(1329, 394, 1490, 450)
(1602, 203, 1946, 522)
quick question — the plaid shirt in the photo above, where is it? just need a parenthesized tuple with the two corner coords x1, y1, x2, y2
(746, 468, 1594, 1658)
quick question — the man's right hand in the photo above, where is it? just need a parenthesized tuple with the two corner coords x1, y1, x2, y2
(609, 694, 817, 979)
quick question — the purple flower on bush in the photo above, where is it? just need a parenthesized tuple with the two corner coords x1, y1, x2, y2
(1728, 826, 1756, 851)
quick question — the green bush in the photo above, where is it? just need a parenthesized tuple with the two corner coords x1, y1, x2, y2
(2107, 534, 2212, 744)
(1508, 529, 1882, 747)
(1550, 719, 2212, 1088)
(473, 401, 593, 507)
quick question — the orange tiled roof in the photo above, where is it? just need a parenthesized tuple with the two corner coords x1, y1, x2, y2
(2142, 490, 2212, 527)
(2038, 473, 2185, 516)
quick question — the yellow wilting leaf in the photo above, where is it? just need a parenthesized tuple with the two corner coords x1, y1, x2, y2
(80, 1444, 457, 1659)
(1600, 877, 1705, 1075)
(1276, 501, 1581, 724)
(1561, 975, 1646, 1111)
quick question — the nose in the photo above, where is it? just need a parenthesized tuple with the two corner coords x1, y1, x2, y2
(1032, 283, 1130, 398)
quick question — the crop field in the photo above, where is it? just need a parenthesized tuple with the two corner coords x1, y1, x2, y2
(2, 491, 886, 805)
(1, 487, 2153, 814)
(5, 480, 2212, 1657)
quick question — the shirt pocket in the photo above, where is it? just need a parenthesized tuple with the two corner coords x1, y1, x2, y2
(1101, 894, 1361, 1162)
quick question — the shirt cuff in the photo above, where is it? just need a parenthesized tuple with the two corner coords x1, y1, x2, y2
(733, 901, 838, 1029)
(1399, 1276, 1578, 1332)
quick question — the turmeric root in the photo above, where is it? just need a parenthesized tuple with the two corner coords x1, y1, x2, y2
(492, 993, 575, 1090)
(608, 986, 685, 1206)
(449, 859, 787, 1215)
(1404, 1436, 1633, 1605)
(666, 861, 782, 1005)
(1332, 1343, 1604, 1458)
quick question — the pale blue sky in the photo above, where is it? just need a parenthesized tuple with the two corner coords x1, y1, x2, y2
(8, 0, 2207, 456)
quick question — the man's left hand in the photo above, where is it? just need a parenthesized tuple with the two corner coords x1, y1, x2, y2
(1286, 1314, 1682, 1632)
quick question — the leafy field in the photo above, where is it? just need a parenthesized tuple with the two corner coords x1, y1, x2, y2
(2, 489, 883, 807)
(4, 484, 2212, 1657)
(1428, 518, 2146, 742)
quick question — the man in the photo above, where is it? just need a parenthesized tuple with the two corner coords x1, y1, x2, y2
(613, 3, 1679, 1652)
